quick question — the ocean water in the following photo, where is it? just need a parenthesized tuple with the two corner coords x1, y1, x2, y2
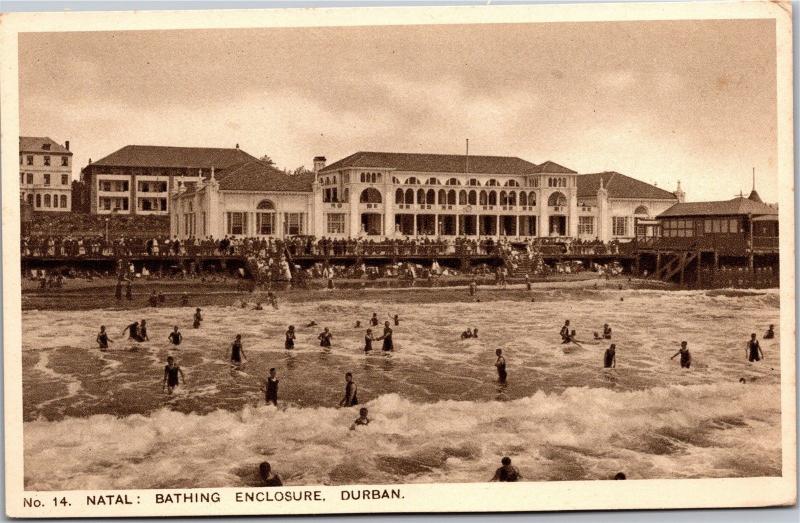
(22, 288, 782, 489)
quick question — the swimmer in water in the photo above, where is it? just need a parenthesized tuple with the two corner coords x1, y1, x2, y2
(363, 329, 374, 352)
(230, 334, 246, 366)
(469, 279, 477, 297)
(461, 329, 473, 339)
(490, 457, 521, 482)
(370, 313, 379, 327)
(265, 367, 279, 406)
(764, 324, 775, 339)
(96, 325, 113, 350)
(380, 321, 394, 351)
(670, 341, 691, 368)
(163, 356, 185, 394)
(259, 461, 283, 487)
(168, 326, 182, 347)
(472, 328, 479, 339)
(350, 407, 370, 430)
(746, 333, 764, 362)
(354, 320, 362, 329)
(138, 319, 150, 341)
(614, 472, 626, 480)
(603, 344, 616, 368)
(254, 302, 264, 310)
(268, 292, 279, 310)
(193, 308, 203, 329)
(306, 320, 318, 328)
(339, 372, 358, 407)
(318, 327, 332, 348)
(525, 274, 531, 291)
(393, 314, 400, 326)
(285, 326, 295, 350)
(148, 291, 158, 307)
(122, 320, 140, 341)
(603, 324, 612, 339)
(495, 348, 507, 384)
(560, 320, 571, 343)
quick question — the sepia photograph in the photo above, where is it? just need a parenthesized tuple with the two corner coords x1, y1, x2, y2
(1, 1, 795, 517)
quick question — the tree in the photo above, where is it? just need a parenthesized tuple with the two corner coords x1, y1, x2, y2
(287, 165, 313, 176)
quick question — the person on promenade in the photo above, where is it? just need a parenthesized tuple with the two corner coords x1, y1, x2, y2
(495, 348, 507, 384)
(339, 372, 358, 407)
(746, 333, 764, 362)
(318, 327, 333, 348)
(96, 325, 113, 350)
(163, 356, 185, 394)
(490, 457, 521, 482)
(265, 368, 279, 406)
(670, 341, 691, 369)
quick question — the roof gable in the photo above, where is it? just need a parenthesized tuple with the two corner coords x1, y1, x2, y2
(216, 160, 314, 192)
(320, 151, 541, 175)
(531, 160, 576, 174)
(577, 171, 677, 200)
(20, 136, 71, 155)
(91, 145, 257, 169)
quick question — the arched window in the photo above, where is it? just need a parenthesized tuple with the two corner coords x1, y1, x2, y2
(548, 191, 567, 207)
(417, 188, 425, 204)
(323, 188, 331, 202)
(499, 191, 508, 206)
(359, 173, 365, 183)
(520, 191, 528, 206)
(508, 192, 516, 206)
(405, 188, 415, 204)
(426, 189, 436, 205)
(35, 194, 41, 207)
(458, 190, 467, 205)
(405, 177, 419, 185)
(438, 189, 446, 204)
(504, 179, 520, 187)
(360, 188, 382, 204)
(479, 190, 488, 206)
(343, 188, 349, 202)
(392, 177, 401, 184)
(488, 191, 497, 206)
(332, 176, 337, 184)
(468, 190, 477, 205)
(634, 205, 649, 216)
(529, 191, 536, 206)
(447, 189, 456, 205)
(486, 179, 499, 187)
(395, 189, 404, 205)
(467, 178, 480, 186)
(44, 194, 51, 207)
(375, 173, 381, 183)
(426, 177, 440, 185)
(446, 178, 461, 186)
(27, 194, 33, 206)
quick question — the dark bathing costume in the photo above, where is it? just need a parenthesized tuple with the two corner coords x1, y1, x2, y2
(319, 331, 332, 347)
(126, 322, 143, 342)
(266, 377, 278, 405)
(496, 357, 507, 383)
(680, 349, 691, 368)
(165, 365, 180, 388)
(748, 339, 762, 362)
(169, 331, 182, 346)
(604, 349, 615, 368)
(496, 466, 519, 482)
(364, 335, 372, 352)
(344, 381, 358, 406)
(285, 330, 295, 350)
(231, 340, 243, 363)
(382, 326, 393, 351)
(97, 332, 109, 349)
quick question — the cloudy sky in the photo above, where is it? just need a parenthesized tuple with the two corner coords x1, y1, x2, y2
(20, 18, 777, 202)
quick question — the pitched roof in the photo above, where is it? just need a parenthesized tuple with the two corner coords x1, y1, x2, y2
(90, 145, 257, 169)
(658, 197, 779, 218)
(577, 171, 678, 200)
(216, 160, 315, 192)
(19, 136, 71, 155)
(320, 151, 541, 175)
(531, 160, 576, 174)
(747, 189, 763, 203)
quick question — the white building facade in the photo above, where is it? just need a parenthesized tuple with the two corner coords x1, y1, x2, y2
(19, 137, 73, 212)
(170, 152, 682, 243)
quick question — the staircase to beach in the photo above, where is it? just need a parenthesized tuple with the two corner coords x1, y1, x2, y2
(505, 249, 545, 278)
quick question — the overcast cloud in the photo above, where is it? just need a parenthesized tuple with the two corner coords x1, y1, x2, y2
(19, 19, 777, 202)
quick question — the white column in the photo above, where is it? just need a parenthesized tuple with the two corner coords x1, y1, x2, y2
(568, 186, 579, 238)
(539, 190, 549, 237)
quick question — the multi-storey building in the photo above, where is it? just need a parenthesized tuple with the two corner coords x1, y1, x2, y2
(81, 145, 258, 215)
(19, 137, 73, 212)
(171, 150, 682, 242)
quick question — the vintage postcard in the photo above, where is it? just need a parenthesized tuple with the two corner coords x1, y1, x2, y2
(1, 1, 796, 518)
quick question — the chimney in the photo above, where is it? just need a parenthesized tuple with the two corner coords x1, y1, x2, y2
(313, 156, 327, 173)
(65, 140, 70, 151)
